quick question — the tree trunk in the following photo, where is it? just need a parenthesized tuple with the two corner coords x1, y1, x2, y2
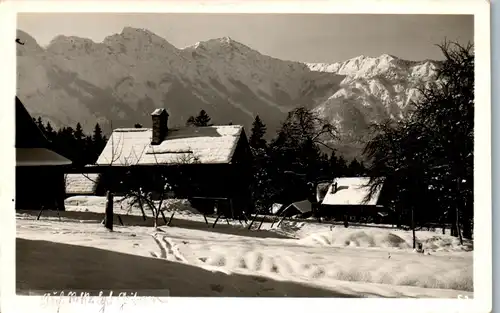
(456, 206, 463, 245)
(104, 191, 113, 231)
(137, 192, 147, 221)
(455, 179, 463, 244)
(396, 207, 402, 228)
(411, 207, 416, 249)
(462, 219, 472, 240)
(450, 209, 457, 237)
(461, 197, 473, 240)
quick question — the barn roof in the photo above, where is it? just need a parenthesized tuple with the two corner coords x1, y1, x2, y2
(283, 200, 312, 214)
(65, 173, 101, 195)
(17, 148, 72, 167)
(15, 96, 48, 148)
(321, 177, 382, 206)
(269, 203, 284, 214)
(15, 96, 72, 167)
(96, 125, 245, 166)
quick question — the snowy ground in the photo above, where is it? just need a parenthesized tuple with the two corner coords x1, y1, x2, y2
(15, 196, 473, 298)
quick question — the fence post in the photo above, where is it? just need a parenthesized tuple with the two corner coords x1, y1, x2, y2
(104, 190, 114, 231)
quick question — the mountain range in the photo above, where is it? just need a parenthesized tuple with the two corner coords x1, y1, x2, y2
(16, 27, 439, 159)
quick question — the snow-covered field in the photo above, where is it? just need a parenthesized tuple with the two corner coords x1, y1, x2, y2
(15, 196, 473, 298)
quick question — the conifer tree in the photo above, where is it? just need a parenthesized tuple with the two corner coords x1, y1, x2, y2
(249, 115, 267, 150)
(186, 116, 196, 127)
(194, 110, 212, 127)
(45, 121, 56, 141)
(36, 117, 46, 134)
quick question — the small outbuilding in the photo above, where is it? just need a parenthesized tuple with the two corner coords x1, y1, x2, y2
(319, 177, 388, 222)
(276, 200, 313, 218)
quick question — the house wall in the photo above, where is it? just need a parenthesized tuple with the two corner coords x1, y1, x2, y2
(16, 166, 66, 211)
(98, 163, 252, 216)
(227, 131, 254, 214)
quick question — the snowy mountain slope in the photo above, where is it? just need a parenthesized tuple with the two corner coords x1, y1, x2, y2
(305, 55, 439, 156)
(16, 28, 439, 158)
(307, 54, 438, 129)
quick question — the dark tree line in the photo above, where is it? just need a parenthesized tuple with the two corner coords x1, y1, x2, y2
(363, 41, 474, 241)
(33, 117, 108, 166)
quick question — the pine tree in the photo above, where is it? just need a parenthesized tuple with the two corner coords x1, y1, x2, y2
(327, 150, 350, 178)
(74, 123, 84, 142)
(91, 123, 107, 162)
(45, 121, 56, 141)
(92, 123, 104, 143)
(53, 126, 76, 161)
(347, 159, 365, 177)
(249, 115, 267, 150)
(186, 116, 196, 127)
(36, 117, 46, 134)
(83, 135, 94, 164)
(194, 110, 211, 127)
(247, 116, 271, 211)
(71, 123, 85, 165)
(337, 156, 349, 177)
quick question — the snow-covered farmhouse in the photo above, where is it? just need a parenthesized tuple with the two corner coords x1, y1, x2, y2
(319, 177, 389, 223)
(15, 96, 72, 211)
(95, 108, 254, 216)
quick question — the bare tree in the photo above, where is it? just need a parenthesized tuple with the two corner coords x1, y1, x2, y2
(119, 143, 201, 229)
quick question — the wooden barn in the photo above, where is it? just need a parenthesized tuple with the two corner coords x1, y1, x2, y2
(318, 177, 388, 223)
(15, 96, 72, 211)
(95, 108, 254, 217)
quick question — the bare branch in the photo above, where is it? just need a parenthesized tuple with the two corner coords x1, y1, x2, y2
(81, 173, 99, 184)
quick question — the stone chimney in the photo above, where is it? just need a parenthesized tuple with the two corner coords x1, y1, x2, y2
(151, 108, 169, 145)
(330, 181, 338, 194)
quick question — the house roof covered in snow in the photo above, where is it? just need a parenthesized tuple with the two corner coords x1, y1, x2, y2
(15, 96, 48, 149)
(283, 200, 312, 214)
(96, 125, 245, 166)
(269, 203, 284, 214)
(16, 148, 72, 167)
(65, 173, 101, 195)
(321, 177, 382, 206)
(15, 96, 72, 167)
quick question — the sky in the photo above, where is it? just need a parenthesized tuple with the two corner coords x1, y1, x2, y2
(17, 13, 473, 63)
